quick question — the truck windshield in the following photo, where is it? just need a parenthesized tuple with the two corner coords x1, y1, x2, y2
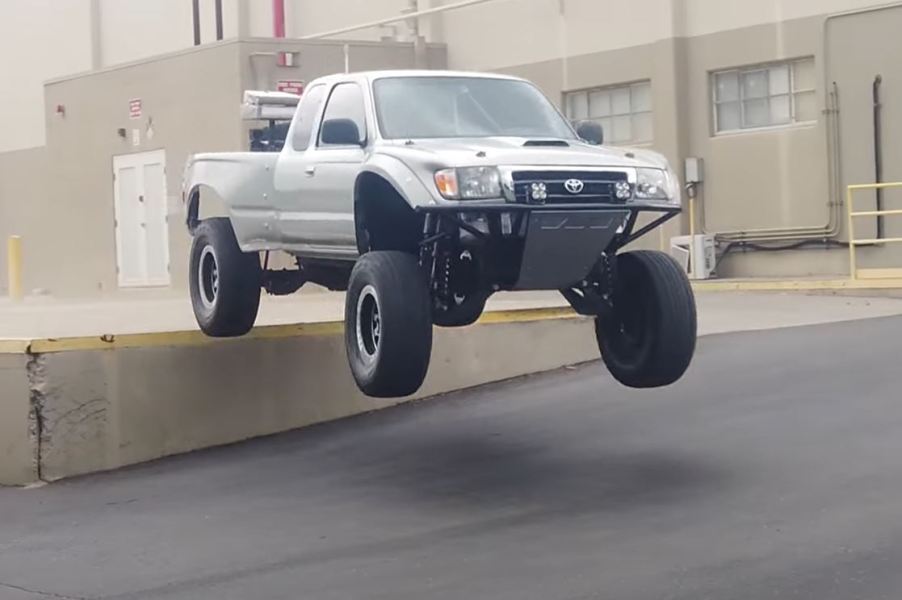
(373, 76, 577, 140)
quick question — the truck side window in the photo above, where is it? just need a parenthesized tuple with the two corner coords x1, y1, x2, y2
(319, 83, 367, 146)
(290, 85, 326, 151)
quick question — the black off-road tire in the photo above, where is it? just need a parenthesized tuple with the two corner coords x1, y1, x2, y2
(433, 291, 491, 327)
(596, 250, 696, 388)
(345, 251, 433, 398)
(189, 218, 262, 337)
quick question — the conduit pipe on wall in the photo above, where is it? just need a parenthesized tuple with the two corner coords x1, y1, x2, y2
(215, 0, 224, 41)
(192, 0, 202, 45)
(703, 3, 902, 243)
(706, 83, 843, 243)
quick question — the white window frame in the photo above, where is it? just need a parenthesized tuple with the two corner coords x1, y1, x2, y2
(563, 80, 653, 146)
(712, 58, 817, 135)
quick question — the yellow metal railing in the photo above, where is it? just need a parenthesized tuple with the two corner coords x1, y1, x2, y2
(847, 182, 902, 280)
(7, 235, 23, 301)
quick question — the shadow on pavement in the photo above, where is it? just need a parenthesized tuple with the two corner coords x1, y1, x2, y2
(312, 426, 732, 518)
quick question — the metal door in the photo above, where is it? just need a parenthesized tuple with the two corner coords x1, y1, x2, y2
(113, 150, 170, 287)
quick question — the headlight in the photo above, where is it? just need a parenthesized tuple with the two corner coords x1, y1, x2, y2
(635, 168, 671, 201)
(434, 167, 502, 200)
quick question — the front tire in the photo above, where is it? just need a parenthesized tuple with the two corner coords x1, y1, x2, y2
(596, 250, 696, 388)
(345, 251, 433, 398)
(189, 218, 261, 337)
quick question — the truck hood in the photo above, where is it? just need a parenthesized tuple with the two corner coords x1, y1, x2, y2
(376, 137, 670, 171)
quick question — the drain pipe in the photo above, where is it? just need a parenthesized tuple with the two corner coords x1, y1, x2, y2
(192, 0, 201, 45)
(215, 0, 224, 41)
(89, 0, 102, 69)
(873, 74, 884, 239)
(701, 3, 902, 242)
(706, 83, 843, 242)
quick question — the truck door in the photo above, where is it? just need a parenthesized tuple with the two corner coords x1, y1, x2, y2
(294, 81, 367, 255)
(273, 83, 327, 248)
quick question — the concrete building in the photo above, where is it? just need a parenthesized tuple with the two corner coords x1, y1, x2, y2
(2, 0, 902, 297)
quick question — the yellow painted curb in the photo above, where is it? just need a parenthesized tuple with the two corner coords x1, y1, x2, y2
(0, 339, 30, 354)
(2, 307, 584, 355)
(6, 276, 899, 355)
(692, 278, 902, 292)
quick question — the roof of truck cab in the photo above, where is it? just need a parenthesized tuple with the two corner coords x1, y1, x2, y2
(363, 70, 524, 81)
(307, 70, 526, 86)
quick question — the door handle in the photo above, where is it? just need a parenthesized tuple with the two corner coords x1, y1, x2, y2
(304, 166, 316, 176)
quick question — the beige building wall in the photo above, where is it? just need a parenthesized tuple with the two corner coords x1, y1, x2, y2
(0, 1, 93, 152)
(4, 0, 902, 290)
(0, 148, 50, 295)
(0, 0, 423, 154)
(1, 39, 444, 297)
(41, 42, 245, 296)
(442, 0, 902, 277)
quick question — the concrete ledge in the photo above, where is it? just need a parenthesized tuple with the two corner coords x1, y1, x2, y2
(693, 277, 902, 292)
(0, 310, 596, 485)
(0, 354, 34, 484)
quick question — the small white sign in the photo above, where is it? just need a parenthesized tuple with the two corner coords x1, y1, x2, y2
(131, 128, 141, 147)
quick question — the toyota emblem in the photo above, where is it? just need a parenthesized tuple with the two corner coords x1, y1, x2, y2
(564, 178, 585, 194)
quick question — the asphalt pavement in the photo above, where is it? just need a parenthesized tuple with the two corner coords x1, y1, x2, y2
(3, 316, 902, 599)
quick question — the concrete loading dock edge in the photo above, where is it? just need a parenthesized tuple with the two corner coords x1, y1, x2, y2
(0, 308, 593, 486)
(5, 291, 902, 486)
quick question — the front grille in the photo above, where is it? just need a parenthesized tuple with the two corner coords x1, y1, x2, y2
(512, 170, 629, 205)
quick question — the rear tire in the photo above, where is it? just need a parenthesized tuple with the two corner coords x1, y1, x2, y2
(345, 251, 433, 398)
(189, 218, 261, 337)
(596, 250, 696, 388)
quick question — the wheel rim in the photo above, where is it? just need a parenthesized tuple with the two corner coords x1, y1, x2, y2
(602, 271, 652, 367)
(356, 285, 381, 363)
(198, 245, 219, 309)
(608, 301, 647, 361)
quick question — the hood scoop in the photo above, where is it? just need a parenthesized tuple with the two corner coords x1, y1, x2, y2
(523, 139, 570, 147)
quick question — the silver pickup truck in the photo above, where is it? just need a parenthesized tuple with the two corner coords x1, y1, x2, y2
(183, 70, 696, 398)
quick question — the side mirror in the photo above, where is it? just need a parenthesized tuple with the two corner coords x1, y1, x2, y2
(321, 118, 364, 146)
(576, 120, 604, 145)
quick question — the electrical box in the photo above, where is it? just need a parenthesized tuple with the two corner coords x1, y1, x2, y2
(684, 157, 705, 184)
(670, 234, 716, 280)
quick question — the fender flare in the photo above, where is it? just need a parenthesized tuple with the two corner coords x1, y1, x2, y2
(182, 152, 278, 238)
(354, 156, 436, 254)
(355, 154, 436, 210)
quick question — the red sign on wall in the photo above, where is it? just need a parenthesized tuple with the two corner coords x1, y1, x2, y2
(276, 80, 304, 95)
(128, 98, 142, 120)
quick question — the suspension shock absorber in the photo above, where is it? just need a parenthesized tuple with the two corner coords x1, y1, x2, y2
(420, 214, 450, 309)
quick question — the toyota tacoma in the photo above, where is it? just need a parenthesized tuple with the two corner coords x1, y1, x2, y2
(183, 70, 696, 398)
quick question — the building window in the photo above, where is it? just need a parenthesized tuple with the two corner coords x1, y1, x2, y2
(564, 81, 653, 145)
(713, 58, 817, 133)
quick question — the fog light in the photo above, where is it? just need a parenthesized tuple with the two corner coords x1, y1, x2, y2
(530, 182, 547, 202)
(615, 180, 632, 200)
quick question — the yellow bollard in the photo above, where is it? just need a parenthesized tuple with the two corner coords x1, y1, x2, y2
(7, 235, 23, 301)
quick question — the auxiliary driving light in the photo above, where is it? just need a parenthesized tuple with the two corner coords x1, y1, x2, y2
(530, 182, 548, 202)
(615, 180, 632, 200)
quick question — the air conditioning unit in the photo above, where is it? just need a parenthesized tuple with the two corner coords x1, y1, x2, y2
(670, 234, 716, 280)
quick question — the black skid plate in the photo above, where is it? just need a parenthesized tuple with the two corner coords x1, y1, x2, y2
(514, 210, 629, 290)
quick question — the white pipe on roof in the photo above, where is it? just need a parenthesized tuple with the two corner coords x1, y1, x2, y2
(299, 0, 505, 40)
